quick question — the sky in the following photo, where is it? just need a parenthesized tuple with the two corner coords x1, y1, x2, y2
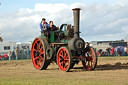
(0, 0, 128, 42)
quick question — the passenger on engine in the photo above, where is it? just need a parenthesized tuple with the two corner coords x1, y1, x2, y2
(39, 18, 49, 33)
(85, 42, 90, 48)
(48, 21, 59, 32)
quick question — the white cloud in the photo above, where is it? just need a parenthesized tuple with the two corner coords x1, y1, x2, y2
(34, 3, 68, 13)
(70, 3, 86, 9)
(0, 2, 128, 42)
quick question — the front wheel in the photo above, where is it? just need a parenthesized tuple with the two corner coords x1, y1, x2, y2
(57, 47, 72, 72)
(82, 47, 97, 70)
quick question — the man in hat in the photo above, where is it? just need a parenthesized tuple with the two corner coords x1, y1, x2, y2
(40, 18, 49, 32)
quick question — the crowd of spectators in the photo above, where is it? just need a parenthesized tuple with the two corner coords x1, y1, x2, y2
(97, 46, 128, 57)
(0, 47, 31, 60)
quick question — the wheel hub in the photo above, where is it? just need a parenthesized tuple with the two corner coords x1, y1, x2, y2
(86, 57, 93, 61)
(36, 51, 40, 56)
(61, 57, 64, 61)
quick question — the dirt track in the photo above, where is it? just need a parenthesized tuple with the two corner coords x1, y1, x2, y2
(0, 57, 128, 85)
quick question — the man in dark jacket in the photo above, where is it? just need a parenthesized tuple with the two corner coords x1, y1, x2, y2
(48, 21, 58, 32)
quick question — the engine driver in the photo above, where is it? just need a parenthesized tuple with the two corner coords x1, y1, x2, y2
(48, 21, 59, 32)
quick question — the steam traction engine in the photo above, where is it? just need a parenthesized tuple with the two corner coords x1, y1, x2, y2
(31, 8, 97, 72)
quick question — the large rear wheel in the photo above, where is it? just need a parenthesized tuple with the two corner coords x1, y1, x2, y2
(57, 47, 72, 72)
(31, 37, 50, 70)
(82, 47, 97, 70)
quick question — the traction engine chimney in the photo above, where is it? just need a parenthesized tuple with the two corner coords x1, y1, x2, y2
(72, 8, 81, 38)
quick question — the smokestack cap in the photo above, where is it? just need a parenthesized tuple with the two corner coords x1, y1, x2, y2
(72, 8, 81, 11)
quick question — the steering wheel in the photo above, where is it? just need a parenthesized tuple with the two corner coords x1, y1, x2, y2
(60, 24, 67, 32)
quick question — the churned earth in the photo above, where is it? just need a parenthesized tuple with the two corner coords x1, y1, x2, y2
(0, 57, 128, 85)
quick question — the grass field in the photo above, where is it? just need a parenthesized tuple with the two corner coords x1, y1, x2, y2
(0, 57, 128, 85)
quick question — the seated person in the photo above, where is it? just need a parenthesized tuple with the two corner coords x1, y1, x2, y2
(39, 18, 49, 33)
(48, 21, 59, 32)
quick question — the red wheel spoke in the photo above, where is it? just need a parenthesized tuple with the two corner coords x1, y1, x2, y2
(38, 61, 42, 67)
(64, 64, 68, 68)
(60, 61, 63, 64)
(64, 51, 67, 57)
(60, 51, 64, 57)
(91, 60, 94, 65)
(40, 46, 43, 50)
(64, 59, 69, 61)
(39, 58, 43, 63)
(91, 62, 93, 66)
(38, 42, 42, 50)
(34, 57, 39, 61)
(38, 42, 41, 48)
(39, 53, 43, 58)
(33, 49, 38, 52)
(89, 53, 92, 57)
(64, 53, 68, 59)
(60, 56, 64, 61)
(60, 62, 62, 65)
(33, 56, 41, 67)
(36, 41, 41, 50)
(64, 61, 69, 65)
(36, 42, 39, 49)
(40, 50, 44, 54)
(87, 61, 90, 66)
